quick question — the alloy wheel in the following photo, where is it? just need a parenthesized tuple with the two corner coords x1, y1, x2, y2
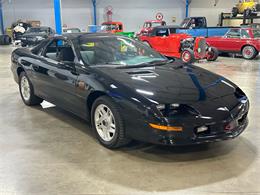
(20, 76, 31, 101)
(94, 104, 116, 142)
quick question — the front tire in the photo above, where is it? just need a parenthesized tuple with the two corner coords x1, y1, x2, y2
(242, 46, 258, 60)
(91, 96, 131, 149)
(206, 47, 219, 61)
(181, 49, 195, 63)
(19, 72, 43, 106)
(232, 7, 238, 17)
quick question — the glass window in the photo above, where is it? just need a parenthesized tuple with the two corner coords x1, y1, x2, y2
(253, 29, 260, 38)
(79, 36, 167, 66)
(241, 29, 250, 38)
(226, 29, 241, 38)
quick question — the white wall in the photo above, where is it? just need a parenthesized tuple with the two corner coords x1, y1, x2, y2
(190, 0, 237, 26)
(2, 0, 240, 32)
(2, 0, 186, 32)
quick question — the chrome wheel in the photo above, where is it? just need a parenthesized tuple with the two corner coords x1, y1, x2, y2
(20, 76, 31, 101)
(94, 104, 116, 142)
(242, 46, 255, 59)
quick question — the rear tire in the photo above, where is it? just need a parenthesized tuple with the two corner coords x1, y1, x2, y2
(242, 46, 258, 60)
(181, 49, 195, 64)
(244, 9, 252, 17)
(232, 7, 239, 17)
(91, 96, 131, 149)
(206, 47, 219, 61)
(19, 72, 43, 106)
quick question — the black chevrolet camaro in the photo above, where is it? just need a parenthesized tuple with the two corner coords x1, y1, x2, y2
(11, 33, 249, 149)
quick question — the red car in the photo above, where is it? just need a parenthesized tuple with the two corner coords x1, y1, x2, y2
(206, 28, 260, 60)
(137, 20, 166, 36)
(139, 26, 218, 63)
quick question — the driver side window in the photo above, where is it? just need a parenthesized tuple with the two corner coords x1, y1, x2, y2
(226, 29, 241, 38)
(44, 39, 75, 63)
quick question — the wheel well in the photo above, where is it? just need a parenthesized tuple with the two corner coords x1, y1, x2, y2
(241, 45, 258, 52)
(17, 67, 24, 77)
(87, 91, 107, 112)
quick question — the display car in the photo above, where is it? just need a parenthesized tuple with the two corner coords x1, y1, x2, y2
(138, 20, 166, 36)
(63, 28, 81, 33)
(11, 33, 249, 149)
(139, 26, 219, 63)
(19, 26, 55, 47)
(232, 0, 260, 17)
(206, 28, 260, 59)
(101, 21, 135, 38)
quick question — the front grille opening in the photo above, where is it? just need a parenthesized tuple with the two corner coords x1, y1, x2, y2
(238, 112, 248, 125)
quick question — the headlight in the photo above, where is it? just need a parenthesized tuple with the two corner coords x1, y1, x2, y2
(155, 103, 199, 117)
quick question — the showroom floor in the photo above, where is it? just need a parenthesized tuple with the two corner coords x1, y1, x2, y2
(0, 45, 259, 195)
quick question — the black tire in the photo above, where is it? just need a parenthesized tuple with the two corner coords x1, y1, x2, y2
(206, 47, 219, 61)
(232, 7, 239, 17)
(91, 96, 131, 149)
(181, 49, 195, 63)
(242, 45, 258, 60)
(244, 9, 252, 17)
(19, 72, 43, 106)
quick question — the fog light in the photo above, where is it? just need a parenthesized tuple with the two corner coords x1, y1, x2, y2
(197, 126, 208, 133)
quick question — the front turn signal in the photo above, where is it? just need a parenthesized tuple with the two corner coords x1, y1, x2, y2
(149, 123, 183, 132)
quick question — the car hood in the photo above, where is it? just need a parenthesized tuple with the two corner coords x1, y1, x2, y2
(94, 63, 239, 105)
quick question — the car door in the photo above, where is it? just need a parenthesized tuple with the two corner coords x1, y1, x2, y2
(215, 29, 243, 51)
(148, 28, 170, 53)
(30, 38, 83, 115)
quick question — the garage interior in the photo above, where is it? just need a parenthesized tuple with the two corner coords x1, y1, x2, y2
(0, 0, 260, 194)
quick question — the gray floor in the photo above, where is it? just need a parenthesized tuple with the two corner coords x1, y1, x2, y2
(0, 45, 259, 195)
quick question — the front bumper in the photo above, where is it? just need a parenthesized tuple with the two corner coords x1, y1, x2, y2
(123, 100, 249, 146)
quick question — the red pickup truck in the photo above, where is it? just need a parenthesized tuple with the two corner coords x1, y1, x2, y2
(139, 25, 218, 63)
(137, 20, 166, 36)
(206, 28, 260, 60)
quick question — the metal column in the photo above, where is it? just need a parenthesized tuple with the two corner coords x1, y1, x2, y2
(53, 0, 62, 35)
(185, 0, 189, 18)
(92, 0, 97, 25)
(0, 0, 4, 34)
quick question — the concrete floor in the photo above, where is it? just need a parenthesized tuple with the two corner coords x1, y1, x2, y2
(0, 45, 259, 195)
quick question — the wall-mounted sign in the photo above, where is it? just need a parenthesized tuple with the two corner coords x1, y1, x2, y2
(156, 12, 164, 21)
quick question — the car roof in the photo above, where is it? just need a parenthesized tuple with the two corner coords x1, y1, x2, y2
(102, 22, 123, 25)
(57, 32, 121, 40)
(153, 25, 180, 29)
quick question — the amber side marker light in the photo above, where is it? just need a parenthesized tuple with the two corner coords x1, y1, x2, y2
(149, 123, 183, 132)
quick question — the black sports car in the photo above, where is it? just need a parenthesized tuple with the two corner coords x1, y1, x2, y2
(11, 33, 249, 149)
(19, 26, 55, 47)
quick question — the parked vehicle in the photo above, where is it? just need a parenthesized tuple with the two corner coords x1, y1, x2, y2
(11, 33, 249, 149)
(101, 21, 124, 33)
(138, 20, 166, 36)
(20, 26, 55, 47)
(101, 21, 135, 38)
(139, 26, 219, 63)
(177, 17, 232, 37)
(206, 28, 260, 59)
(63, 28, 81, 33)
(232, 0, 260, 17)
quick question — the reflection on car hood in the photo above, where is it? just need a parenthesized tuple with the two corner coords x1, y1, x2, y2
(95, 63, 238, 105)
(22, 32, 47, 37)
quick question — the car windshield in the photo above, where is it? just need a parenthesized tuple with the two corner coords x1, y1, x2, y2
(79, 36, 168, 67)
(27, 28, 48, 34)
(180, 18, 190, 28)
(253, 29, 260, 38)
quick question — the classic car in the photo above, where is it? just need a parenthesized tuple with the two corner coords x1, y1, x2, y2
(19, 26, 55, 47)
(101, 21, 135, 38)
(232, 0, 260, 17)
(63, 28, 81, 33)
(137, 20, 166, 36)
(11, 33, 249, 149)
(101, 21, 124, 33)
(139, 25, 219, 63)
(206, 28, 260, 60)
